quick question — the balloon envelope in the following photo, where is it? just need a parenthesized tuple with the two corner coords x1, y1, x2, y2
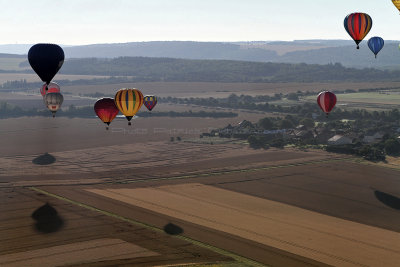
(94, 98, 119, 127)
(344, 13, 372, 49)
(40, 82, 60, 97)
(392, 0, 400, 12)
(144, 95, 157, 111)
(368, 37, 384, 58)
(28, 44, 64, 84)
(44, 92, 64, 117)
(114, 89, 144, 125)
(317, 91, 337, 115)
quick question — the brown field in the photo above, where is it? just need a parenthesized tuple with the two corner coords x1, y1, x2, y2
(0, 186, 231, 267)
(0, 73, 109, 83)
(61, 81, 400, 98)
(0, 99, 399, 267)
(1, 120, 399, 266)
(0, 114, 269, 157)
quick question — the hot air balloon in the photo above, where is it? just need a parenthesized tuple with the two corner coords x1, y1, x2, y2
(114, 89, 144, 125)
(344, 13, 372, 49)
(368, 37, 384, 58)
(44, 92, 64, 117)
(317, 91, 337, 117)
(28, 44, 64, 84)
(392, 0, 400, 13)
(143, 95, 157, 111)
(94, 98, 119, 130)
(40, 82, 60, 97)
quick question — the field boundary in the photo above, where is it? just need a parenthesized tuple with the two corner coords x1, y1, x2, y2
(109, 157, 353, 185)
(29, 187, 267, 267)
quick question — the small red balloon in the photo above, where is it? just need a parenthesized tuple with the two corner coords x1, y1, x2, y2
(94, 98, 119, 129)
(317, 91, 337, 115)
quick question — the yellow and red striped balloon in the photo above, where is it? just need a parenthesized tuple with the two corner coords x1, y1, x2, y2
(114, 88, 144, 125)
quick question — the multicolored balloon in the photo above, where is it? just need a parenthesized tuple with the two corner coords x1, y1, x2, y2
(317, 91, 337, 116)
(114, 88, 144, 125)
(367, 37, 384, 58)
(28, 44, 64, 84)
(143, 95, 157, 111)
(94, 98, 120, 130)
(40, 82, 60, 97)
(344, 13, 372, 49)
(44, 92, 64, 117)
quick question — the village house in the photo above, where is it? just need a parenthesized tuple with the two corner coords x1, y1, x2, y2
(328, 135, 353, 145)
(363, 132, 384, 144)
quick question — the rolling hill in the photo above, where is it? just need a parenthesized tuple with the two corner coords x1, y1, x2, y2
(2, 40, 400, 69)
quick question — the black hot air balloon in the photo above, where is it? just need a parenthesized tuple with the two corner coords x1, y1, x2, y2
(28, 44, 64, 85)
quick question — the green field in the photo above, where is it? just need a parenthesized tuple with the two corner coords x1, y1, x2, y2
(336, 92, 400, 104)
(305, 91, 400, 110)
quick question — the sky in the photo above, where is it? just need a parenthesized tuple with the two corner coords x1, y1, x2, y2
(0, 0, 399, 45)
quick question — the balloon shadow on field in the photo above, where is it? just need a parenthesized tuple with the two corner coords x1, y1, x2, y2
(374, 190, 400, 210)
(163, 223, 184, 235)
(32, 153, 56, 165)
(32, 203, 64, 233)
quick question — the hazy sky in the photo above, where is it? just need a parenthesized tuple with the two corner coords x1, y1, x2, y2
(0, 0, 399, 45)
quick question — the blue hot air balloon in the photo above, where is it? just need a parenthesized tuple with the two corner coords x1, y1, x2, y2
(367, 37, 384, 58)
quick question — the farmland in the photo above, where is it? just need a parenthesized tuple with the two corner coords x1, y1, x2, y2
(61, 81, 400, 98)
(1, 135, 399, 266)
(0, 73, 400, 266)
(0, 73, 110, 84)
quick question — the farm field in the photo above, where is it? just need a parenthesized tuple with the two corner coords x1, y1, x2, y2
(0, 73, 109, 83)
(61, 81, 400, 98)
(305, 91, 400, 105)
(0, 186, 231, 267)
(1, 76, 400, 266)
(0, 57, 27, 71)
(1, 133, 399, 266)
(0, 115, 268, 157)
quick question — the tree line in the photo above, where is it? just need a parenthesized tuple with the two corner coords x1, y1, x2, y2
(0, 102, 237, 119)
(15, 57, 400, 83)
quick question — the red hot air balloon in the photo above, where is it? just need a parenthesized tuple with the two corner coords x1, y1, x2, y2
(94, 98, 120, 130)
(344, 13, 372, 49)
(317, 91, 337, 116)
(40, 82, 60, 97)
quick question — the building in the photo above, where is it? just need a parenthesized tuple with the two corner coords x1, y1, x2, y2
(363, 132, 384, 144)
(328, 135, 353, 145)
